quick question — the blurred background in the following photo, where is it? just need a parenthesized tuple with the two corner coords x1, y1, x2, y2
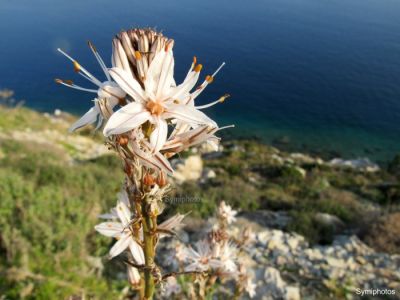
(1, 0, 400, 162)
(1, 0, 400, 299)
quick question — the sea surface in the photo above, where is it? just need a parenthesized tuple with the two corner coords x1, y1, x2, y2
(1, 0, 400, 163)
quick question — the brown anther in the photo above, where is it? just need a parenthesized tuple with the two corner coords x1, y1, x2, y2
(193, 56, 197, 66)
(54, 78, 63, 84)
(194, 64, 203, 73)
(156, 171, 167, 187)
(205, 75, 214, 83)
(118, 97, 127, 106)
(87, 40, 97, 52)
(143, 172, 155, 186)
(146, 101, 165, 116)
(209, 229, 229, 243)
(118, 136, 129, 146)
(73, 61, 81, 73)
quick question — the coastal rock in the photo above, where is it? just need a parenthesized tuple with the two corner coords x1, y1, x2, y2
(289, 153, 322, 165)
(329, 158, 380, 172)
(314, 213, 345, 231)
(201, 168, 216, 181)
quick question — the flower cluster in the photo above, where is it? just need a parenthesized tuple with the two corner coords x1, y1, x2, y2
(167, 201, 256, 299)
(56, 28, 233, 299)
(56, 28, 232, 170)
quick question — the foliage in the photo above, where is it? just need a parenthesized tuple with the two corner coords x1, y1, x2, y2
(0, 139, 124, 299)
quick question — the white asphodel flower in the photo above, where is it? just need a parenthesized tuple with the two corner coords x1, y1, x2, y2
(103, 30, 226, 153)
(162, 277, 182, 298)
(212, 242, 238, 273)
(56, 42, 126, 131)
(184, 239, 223, 272)
(94, 199, 144, 265)
(218, 201, 237, 224)
(245, 278, 257, 298)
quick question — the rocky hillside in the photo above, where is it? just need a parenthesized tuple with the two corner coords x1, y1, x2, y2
(1, 104, 400, 299)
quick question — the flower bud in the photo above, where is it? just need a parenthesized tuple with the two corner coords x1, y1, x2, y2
(156, 171, 167, 187)
(124, 162, 132, 176)
(118, 135, 129, 146)
(143, 172, 155, 186)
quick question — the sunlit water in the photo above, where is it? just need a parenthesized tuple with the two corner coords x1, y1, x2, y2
(1, 0, 400, 163)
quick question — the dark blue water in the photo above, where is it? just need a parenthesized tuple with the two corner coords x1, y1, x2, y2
(1, 0, 400, 162)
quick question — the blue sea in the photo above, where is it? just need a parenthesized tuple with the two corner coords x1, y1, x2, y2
(1, 0, 400, 162)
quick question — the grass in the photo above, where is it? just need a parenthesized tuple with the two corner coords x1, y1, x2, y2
(0, 138, 124, 299)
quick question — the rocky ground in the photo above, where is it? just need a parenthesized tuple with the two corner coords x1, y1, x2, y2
(159, 213, 400, 299)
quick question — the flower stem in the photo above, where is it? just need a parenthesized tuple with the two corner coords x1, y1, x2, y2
(142, 196, 155, 299)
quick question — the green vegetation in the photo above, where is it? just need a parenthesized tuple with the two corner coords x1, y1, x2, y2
(0, 107, 126, 299)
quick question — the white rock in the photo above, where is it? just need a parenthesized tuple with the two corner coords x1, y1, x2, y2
(263, 267, 286, 297)
(326, 257, 346, 269)
(202, 168, 216, 179)
(284, 286, 301, 300)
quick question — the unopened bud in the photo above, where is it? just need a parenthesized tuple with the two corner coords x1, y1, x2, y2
(143, 172, 155, 186)
(156, 171, 167, 187)
(118, 136, 129, 146)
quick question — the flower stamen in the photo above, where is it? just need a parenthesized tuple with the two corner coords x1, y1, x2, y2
(146, 101, 165, 116)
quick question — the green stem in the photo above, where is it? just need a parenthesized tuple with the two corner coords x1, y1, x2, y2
(142, 198, 155, 299)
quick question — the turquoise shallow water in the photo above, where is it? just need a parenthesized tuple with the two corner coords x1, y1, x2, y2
(1, 0, 400, 163)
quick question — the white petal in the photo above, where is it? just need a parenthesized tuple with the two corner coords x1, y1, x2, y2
(95, 222, 124, 237)
(145, 50, 166, 94)
(150, 117, 168, 153)
(69, 105, 99, 132)
(156, 51, 175, 98)
(129, 239, 145, 265)
(164, 104, 217, 127)
(118, 190, 130, 208)
(109, 233, 131, 258)
(158, 214, 185, 232)
(109, 68, 146, 103)
(153, 151, 174, 175)
(131, 141, 173, 175)
(168, 71, 200, 99)
(98, 213, 117, 220)
(103, 102, 150, 136)
(127, 266, 141, 285)
(116, 201, 131, 227)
